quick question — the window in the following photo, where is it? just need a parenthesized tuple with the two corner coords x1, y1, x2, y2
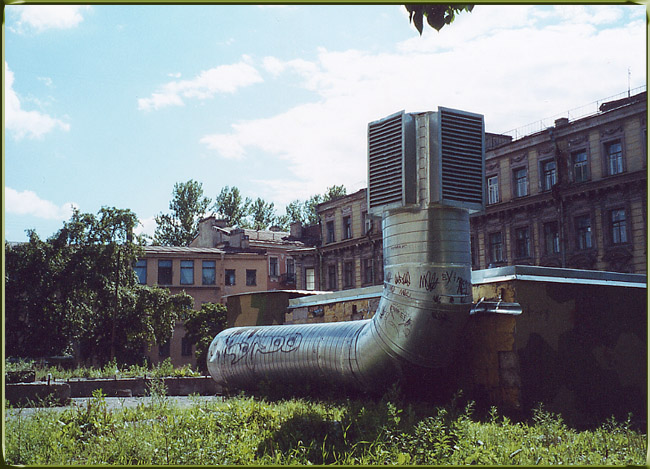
(134, 259, 147, 284)
(158, 341, 170, 358)
(541, 160, 557, 191)
(575, 215, 592, 250)
(225, 269, 236, 286)
(605, 140, 623, 175)
(328, 264, 337, 290)
(513, 168, 528, 197)
(611, 209, 628, 244)
(305, 268, 315, 291)
(487, 176, 499, 204)
(202, 260, 216, 285)
(158, 260, 173, 285)
(488, 232, 503, 263)
(344, 261, 354, 288)
(181, 337, 193, 357)
(180, 260, 194, 285)
(343, 216, 352, 239)
(269, 257, 279, 277)
(286, 258, 295, 283)
(246, 269, 257, 286)
(326, 221, 335, 243)
(514, 227, 530, 258)
(363, 258, 374, 284)
(544, 221, 560, 255)
(572, 150, 589, 182)
(362, 211, 370, 234)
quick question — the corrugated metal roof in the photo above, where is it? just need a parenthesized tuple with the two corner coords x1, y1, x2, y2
(144, 246, 226, 255)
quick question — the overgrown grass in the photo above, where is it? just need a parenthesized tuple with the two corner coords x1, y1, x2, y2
(5, 389, 647, 465)
(5, 357, 200, 381)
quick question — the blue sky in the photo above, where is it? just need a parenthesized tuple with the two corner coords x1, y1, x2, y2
(4, 4, 647, 242)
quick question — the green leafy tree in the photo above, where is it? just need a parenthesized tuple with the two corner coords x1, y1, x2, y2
(276, 199, 306, 230)
(304, 185, 347, 225)
(247, 197, 277, 230)
(323, 184, 347, 201)
(183, 302, 227, 373)
(154, 180, 211, 246)
(275, 185, 348, 229)
(213, 186, 251, 227)
(5, 232, 72, 358)
(405, 4, 474, 35)
(5, 207, 193, 366)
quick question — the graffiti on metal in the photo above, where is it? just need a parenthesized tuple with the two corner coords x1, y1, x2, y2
(224, 331, 302, 370)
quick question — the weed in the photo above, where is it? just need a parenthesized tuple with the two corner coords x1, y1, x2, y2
(5, 394, 648, 465)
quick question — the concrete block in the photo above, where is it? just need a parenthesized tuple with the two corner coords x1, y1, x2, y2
(5, 382, 71, 406)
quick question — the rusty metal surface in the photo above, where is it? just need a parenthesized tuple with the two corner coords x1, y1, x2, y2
(207, 206, 474, 392)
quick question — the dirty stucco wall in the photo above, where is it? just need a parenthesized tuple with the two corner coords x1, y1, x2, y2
(285, 297, 380, 324)
(226, 292, 296, 328)
(466, 280, 646, 427)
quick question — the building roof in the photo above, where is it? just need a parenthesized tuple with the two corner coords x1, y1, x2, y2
(241, 229, 305, 248)
(144, 245, 227, 255)
(472, 265, 647, 288)
(222, 289, 328, 300)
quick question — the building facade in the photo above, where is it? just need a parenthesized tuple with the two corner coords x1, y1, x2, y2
(139, 245, 269, 367)
(140, 217, 312, 367)
(291, 188, 384, 292)
(472, 91, 646, 274)
(291, 91, 647, 291)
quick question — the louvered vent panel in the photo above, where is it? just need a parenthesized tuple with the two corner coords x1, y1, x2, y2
(440, 109, 484, 205)
(368, 113, 403, 209)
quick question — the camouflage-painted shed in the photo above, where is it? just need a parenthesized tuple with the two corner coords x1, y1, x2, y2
(466, 265, 646, 427)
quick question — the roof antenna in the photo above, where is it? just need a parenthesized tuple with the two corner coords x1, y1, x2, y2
(628, 67, 631, 98)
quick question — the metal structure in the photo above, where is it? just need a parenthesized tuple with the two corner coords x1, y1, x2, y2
(207, 107, 519, 393)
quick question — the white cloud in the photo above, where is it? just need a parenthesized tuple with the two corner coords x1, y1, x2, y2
(138, 59, 263, 111)
(201, 5, 645, 204)
(6, 187, 78, 220)
(37, 76, 53, 87)
(5, 62, 70, 140)
(135, 216, 157, 239)
(199, 133, 246, 160)
(12, 5, 91, 32)
(552, 5, 623, 25)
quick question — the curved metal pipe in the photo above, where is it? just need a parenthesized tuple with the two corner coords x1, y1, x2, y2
(207, 205, 473, 392)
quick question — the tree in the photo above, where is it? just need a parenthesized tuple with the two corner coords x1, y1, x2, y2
(5, 231, 72, 358)
(213, 186, 251, 227)
(303, 185, 348, 226)
(323, 184, 347, 201)
(183, 302, 227, 373)
(247, 197, 277, 230)
(404, 4, 474, 35)
(5, 207, 193, 366)
(276, 199, 306, 230)
(154, 180, 211, 246)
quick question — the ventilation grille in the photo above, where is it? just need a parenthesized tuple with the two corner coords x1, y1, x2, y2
(439, 108, 484, 205)
(368, 113, 403, 209)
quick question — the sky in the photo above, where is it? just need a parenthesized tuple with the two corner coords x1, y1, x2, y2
(4, 4, 647, 242)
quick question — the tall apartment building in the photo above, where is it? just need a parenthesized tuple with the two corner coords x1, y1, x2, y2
(471, 91, 646, 273)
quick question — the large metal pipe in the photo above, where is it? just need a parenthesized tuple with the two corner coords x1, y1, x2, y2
(207, 204, 474, 393)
